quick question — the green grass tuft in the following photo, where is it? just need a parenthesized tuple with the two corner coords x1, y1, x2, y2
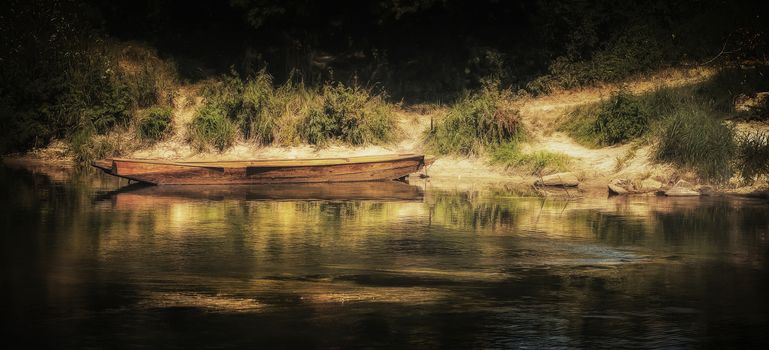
(137, 106, 173, 143)
(654, 109, 736, 182)
(426, 82, 523, 155)
(194, 71, 398, 148)
(188, 106, 236, 151)
(735, 131, 769, 184)
(491, 143, 571, 175)
(298, 84, 398, 145)
(561, 90, 650, 147)
(562, 67, 769, 149)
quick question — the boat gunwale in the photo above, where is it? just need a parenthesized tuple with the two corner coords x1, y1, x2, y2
(108, 153, 424, 169)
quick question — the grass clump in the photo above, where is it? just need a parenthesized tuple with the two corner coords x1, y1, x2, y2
(191, 70, 400, 150)
(562, 68, 769, 149)
(426, 82, 523, 155)
(239, 72, 280, 143)
(491, 143, 571, 175)
(594, 90, 650, 145)
(735, 131, 769, 184)
(654, 110, 736, 182)
(562, 90, 650, 147)
(114, 43, 178, 108)
(198, 70, 282, 145)
(526, 26, 671, 94)
(188, 106, 236, 151)
(298, 84, 398, 145)
(138, 106, 173, 143)
(67, 128, 119, 163)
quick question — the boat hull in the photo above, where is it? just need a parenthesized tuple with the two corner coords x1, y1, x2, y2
(93, 154, 426, 185)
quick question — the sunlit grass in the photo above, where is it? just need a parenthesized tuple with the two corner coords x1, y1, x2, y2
(425, 81, 524, 156)
(491, 143, 571, 175)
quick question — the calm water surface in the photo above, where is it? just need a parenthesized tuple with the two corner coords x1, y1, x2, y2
(2, 163, 768, 349)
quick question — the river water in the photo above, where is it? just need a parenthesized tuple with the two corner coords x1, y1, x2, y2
(1, 162, 768, 349)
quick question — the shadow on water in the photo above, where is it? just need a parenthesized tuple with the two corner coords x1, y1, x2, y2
(1, 161, 768, 348)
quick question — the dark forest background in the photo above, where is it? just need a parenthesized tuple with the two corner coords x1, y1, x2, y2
(7, 0, 768, 97)
(1, 0, 768, 153)
(95, 0, 769, 98)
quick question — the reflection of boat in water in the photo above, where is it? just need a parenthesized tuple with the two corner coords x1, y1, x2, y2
(98, 181, 425, 209)
(92, 154, 430, 185)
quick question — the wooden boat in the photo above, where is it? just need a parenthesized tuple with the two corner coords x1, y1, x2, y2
(92, 154, 429, 185)
(96, 181, 424, 209)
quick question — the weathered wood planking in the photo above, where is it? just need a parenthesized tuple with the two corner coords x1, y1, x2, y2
(93, 154, 427, 185)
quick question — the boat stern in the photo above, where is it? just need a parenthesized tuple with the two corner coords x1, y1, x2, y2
(92, 159, 113, 173)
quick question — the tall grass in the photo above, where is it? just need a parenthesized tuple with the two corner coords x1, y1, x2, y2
(559, 67, 769, 183)
(137, 106, 173, 143)
(491, 143, 571, 175)
(735, 131, 769, 184)
(426, 82, 523, 155)
(562, 67, 769, 149)
(526, 25, 672, 94)
(654, 109, 736, 182)
(113, 43, 178, 108)
(190, 70, 399, 149)
(298, 84, 398, 145)
(187, 106, 236, 151)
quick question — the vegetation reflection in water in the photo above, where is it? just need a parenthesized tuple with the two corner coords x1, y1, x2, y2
(2, 163, 768, 348)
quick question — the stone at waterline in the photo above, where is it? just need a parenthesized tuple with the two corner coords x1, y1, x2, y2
(697, 185, 715, 196)
(608, 178, 632, 195)
(535, 172, 579, 187)
(665, 180, 700, 197)
(640, 178, 664, 192)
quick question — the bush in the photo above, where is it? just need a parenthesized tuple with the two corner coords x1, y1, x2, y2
(527, 25, 671, 94)
(594, 90, 650, 145)
(426, 82, 523, 155)
(193, 71, 399, 148)
(735, 131, 769, 184)
(298, 84, 397, 145)
(138, 106, 173, 142)
(113, 43, 178, 108)
(203, 70, 311, 145)
(238, 72, 279, 144)
(562, 90, 650, 147)
(654, 110, 736, 182)
(188, 106, 236, 151)
(68, 127, 120, 163)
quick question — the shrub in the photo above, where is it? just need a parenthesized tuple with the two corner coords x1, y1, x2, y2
(491, 143, 571, 175)
(298, 84, 397, 145)
(67, 127, 119, 163)
(735, 131, 769, 184)
(562, 90, 650, 147)
(113, 43, 178, 108)
(58, 52, 135, 135)
(693, 67, 769, 117)
(593, 90, 650, 145)
(203, 70, 317, 145)
(426, 82, 523, 155)
(238, 72, 279, 144)
(527, 25, 671, 94)
(654, 109, 736, 182)
(188, 106, 236, 151)
(138, 106, 173, 142)
(200, 73, 244, 116)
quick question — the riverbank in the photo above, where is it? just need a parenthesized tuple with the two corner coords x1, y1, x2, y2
(6, 65, 769, 198)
